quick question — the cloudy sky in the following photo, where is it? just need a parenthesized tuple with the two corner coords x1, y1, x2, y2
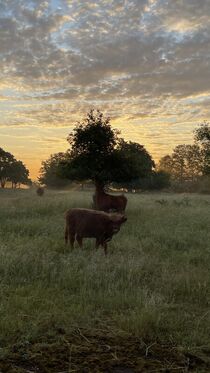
(1, 0, 210, 179)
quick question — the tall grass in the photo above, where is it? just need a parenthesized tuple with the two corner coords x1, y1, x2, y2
(0, 189, 210, 350)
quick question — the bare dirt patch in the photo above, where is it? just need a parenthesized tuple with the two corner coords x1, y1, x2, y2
(1, 330, 210, 372)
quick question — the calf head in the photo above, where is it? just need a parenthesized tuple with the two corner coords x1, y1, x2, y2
(110, 214, 127, 234)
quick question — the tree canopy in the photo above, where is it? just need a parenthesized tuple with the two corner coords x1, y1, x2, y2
(39, 152, 71, 188)
(58, 110, 155, 187)
(9, 160, 31, 188)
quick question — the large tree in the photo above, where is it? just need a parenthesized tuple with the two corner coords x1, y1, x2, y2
(59, 110, 154, 188)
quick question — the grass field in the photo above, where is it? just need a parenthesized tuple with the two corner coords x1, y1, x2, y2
(0, 189, 210, 371)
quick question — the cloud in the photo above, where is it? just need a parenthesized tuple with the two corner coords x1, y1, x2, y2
(1, 0, 210, 99)
(0, 0, 210, 176)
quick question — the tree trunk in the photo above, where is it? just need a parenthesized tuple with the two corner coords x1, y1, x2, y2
(94, 181, 105, 210)
(95, 180, 105, 193)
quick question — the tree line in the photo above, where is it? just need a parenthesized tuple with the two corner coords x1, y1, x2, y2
(0, 148, 31, 188)
(2, 110, 208, 192)
(39, 110, 170, 191)
(39, 110, 210, 193)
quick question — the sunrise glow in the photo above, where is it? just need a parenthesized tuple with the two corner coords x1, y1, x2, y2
(1, 0, 210, 179)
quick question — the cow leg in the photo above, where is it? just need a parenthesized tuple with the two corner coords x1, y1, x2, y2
(96, 238, 108, 255)
(67, 226, 75, 248)
(76, 235, 83, 248)
(102, 242, 108, 256)
(70, 234, 75, 248)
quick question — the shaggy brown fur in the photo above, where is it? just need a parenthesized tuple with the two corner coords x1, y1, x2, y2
(36, 187, 44, 196)
(65, 208, 127, 255)
(94, 185, 127, 213)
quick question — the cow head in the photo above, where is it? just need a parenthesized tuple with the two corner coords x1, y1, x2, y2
(110, 214, 127, 234)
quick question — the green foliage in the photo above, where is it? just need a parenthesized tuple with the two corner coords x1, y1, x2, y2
(114, 170, 170, 191)
(61, 110, 120, 184)
(68, 109, 119, 157)
(60, 110, 154, 186)
(159, 144, 203, 182)
(39, 152, 71, 188)
(0, 148, 15, 187)
(9, 160, 31, 187)
(0, 147, 30, 188)
(115, 140, 155, 181)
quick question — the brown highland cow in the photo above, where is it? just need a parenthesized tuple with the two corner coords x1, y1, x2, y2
(36, 186, 44, 196)
(94, 185, 127, 213)
(65, 208, 127, 255)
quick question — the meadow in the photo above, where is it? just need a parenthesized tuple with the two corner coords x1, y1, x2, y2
(0, 189, 210, 371)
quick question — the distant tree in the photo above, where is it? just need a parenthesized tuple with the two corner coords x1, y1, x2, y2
(194, 122, 210, 175)
(0, 148, 15, 188)
(172, 144, 202, 181)
(9, 160, 31, 188)
(158, 155, 173, 175)
(0, 147, 31, 188)
(159, 145, 202, 182)
(39, 152, 71, 188)
(59, 110, 154, 188)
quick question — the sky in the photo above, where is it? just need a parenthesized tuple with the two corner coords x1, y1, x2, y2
(0, 0, 210, 180)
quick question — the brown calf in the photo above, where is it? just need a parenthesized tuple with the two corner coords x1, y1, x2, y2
(65, 208, 127, 255)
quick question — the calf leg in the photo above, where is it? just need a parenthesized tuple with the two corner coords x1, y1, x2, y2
(97, 239, 108, 255)
(67, 225, 75, 248)
(69, 233, 75, 248)
(65, 221, 75, 248)
(96, 235, 110, 254)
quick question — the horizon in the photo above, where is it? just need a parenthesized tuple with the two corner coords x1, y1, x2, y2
(1, 1, 210, 180)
